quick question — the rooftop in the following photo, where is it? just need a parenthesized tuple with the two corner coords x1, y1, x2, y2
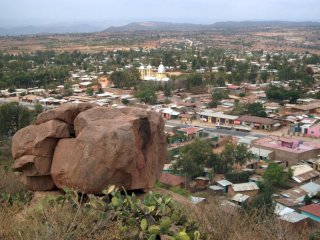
(299, 204, 320, 217)
(232, 193, 249, 203)
(279, 212, 309, 223)
(237, 115, 279, 125)
(252, 136, 320, 154)
(232, 182, 259, 192)
(159, 173, 184, 187)
(198, 110, 238, 120)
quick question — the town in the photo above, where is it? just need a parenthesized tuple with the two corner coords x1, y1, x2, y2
(1, 21, 320, 239)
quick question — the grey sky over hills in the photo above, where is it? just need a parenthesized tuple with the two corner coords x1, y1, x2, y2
(1, 0, 319, 27)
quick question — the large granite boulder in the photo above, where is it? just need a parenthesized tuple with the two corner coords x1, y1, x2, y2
(12, 104, 166, 193)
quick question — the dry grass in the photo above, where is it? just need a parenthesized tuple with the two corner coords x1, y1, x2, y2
(191, 197, 309, 240)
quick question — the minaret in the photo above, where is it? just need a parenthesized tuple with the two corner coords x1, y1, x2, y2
(146, 63, 152, 77)
(139, 64, 145, 80)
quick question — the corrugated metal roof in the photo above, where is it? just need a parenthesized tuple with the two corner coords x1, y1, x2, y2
(209, 185, 223, 191)
(217, 179, 233, 187)
(275, 203, 295, 216)
(232, 193, 249, 203)
(198, 110, 239, 120)
(249, 147, 273, 157)
(232, 182, 259, 192)
(280, 212, 309, 223)
(299, 204, 320, 217)
(300, 182, 320, 197)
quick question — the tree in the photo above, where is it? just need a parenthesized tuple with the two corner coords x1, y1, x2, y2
(0, 102, 33, 136)
(246, 102, 267, 117)
(217, 143, 252, 174)
(164, 84, 172, 97)
(174, 139, 214, 179)
(304, 195, 312, 205)
(186, 73, 203, 89)
(263, 163, 288, 187)
(136, 84, 156, 104)
(86, 87, 94, 96)
(33, 103, 43, 115)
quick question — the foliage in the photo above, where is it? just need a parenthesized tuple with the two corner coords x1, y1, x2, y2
(121, 98, 130, 105)
(266, 85, 300, 103)
(226, 171, 253, 184)
(304, 195, 312, 205)
(309, 230, 320, 240)
(109, 188, 200, 239)
(0, 102, 34, 136)
(246, 102, 267, 117)
(186, 73, 203, 89)
(110, 68, 140, 89)
(174, 139, 214, 179)
(246, 183, 275, 216)
(263, 163, 288, 188)
(86, 87, 94, 96)
(155, 181, 190, 197)
(136, 83, 157, 104)
(217, 143, 252, 174)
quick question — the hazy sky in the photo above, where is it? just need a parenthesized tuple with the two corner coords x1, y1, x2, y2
(1, 0, 319, 27)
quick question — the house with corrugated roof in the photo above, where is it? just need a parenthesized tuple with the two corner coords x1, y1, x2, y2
(228, 182, 259, 197)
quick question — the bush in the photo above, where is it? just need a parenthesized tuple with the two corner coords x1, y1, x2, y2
(226, 171, 253, 184)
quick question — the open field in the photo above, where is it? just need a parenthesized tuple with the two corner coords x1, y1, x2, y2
(1, 25, 319, 54)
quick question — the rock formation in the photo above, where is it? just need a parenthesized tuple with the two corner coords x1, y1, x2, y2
(12, 103, 166, 194)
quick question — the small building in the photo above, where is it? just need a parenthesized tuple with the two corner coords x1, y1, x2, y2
(161, 108, 180, 120)
(195, 177, 210, 190)
(291, 164, 320, 184)
(251, 136, 320, 166)
(279, 212, 309, 230)
(313, 159, 320, 172)
(198, 110, 238, 125)
(299, 204, 320, 223)
(249, 147, 274, 162)
(228, 182, 259, 197)
(306, 123, 320, 138)
(227, 84, 244, 95)
(208, 185, 224, 195)
(232, 193, 250, 206)
(179, 113, 193, 123)
(217, 179, 233, 193)
(159, 173, 185, 188)
(237, 115, 281, 131)
(177, 127, 204, 140)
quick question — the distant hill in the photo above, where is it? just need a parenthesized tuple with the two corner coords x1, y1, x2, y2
(104, 21, 320, 33)
(1, 20, 320, 36)
(104, 21, 207, 32)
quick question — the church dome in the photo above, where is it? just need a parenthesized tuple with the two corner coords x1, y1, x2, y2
(147, 63, 152, 69)
(158, 62, 165, 73)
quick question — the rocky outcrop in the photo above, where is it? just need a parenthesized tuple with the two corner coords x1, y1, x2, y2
(12, 103, 166, 194)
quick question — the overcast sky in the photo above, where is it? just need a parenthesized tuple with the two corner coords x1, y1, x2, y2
(1, 0, 319, 27)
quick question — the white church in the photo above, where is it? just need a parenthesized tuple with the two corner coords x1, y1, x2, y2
(138, 62, 170, 82)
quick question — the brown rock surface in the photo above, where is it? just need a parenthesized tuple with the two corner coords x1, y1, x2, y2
(21, 175, 55, 191)
(51, 107, 166, 194)
(12, 104, 166, 193)
(14, 155, 52, 176)
(12, 119, 71, 159)
(35, 102, 97, 125)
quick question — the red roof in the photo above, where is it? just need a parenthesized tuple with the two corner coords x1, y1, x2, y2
(299, 204, 320, 217)
(159, 173, 184, 187)
(179, 127, 202, 135)
(227, 85, 241, 90)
